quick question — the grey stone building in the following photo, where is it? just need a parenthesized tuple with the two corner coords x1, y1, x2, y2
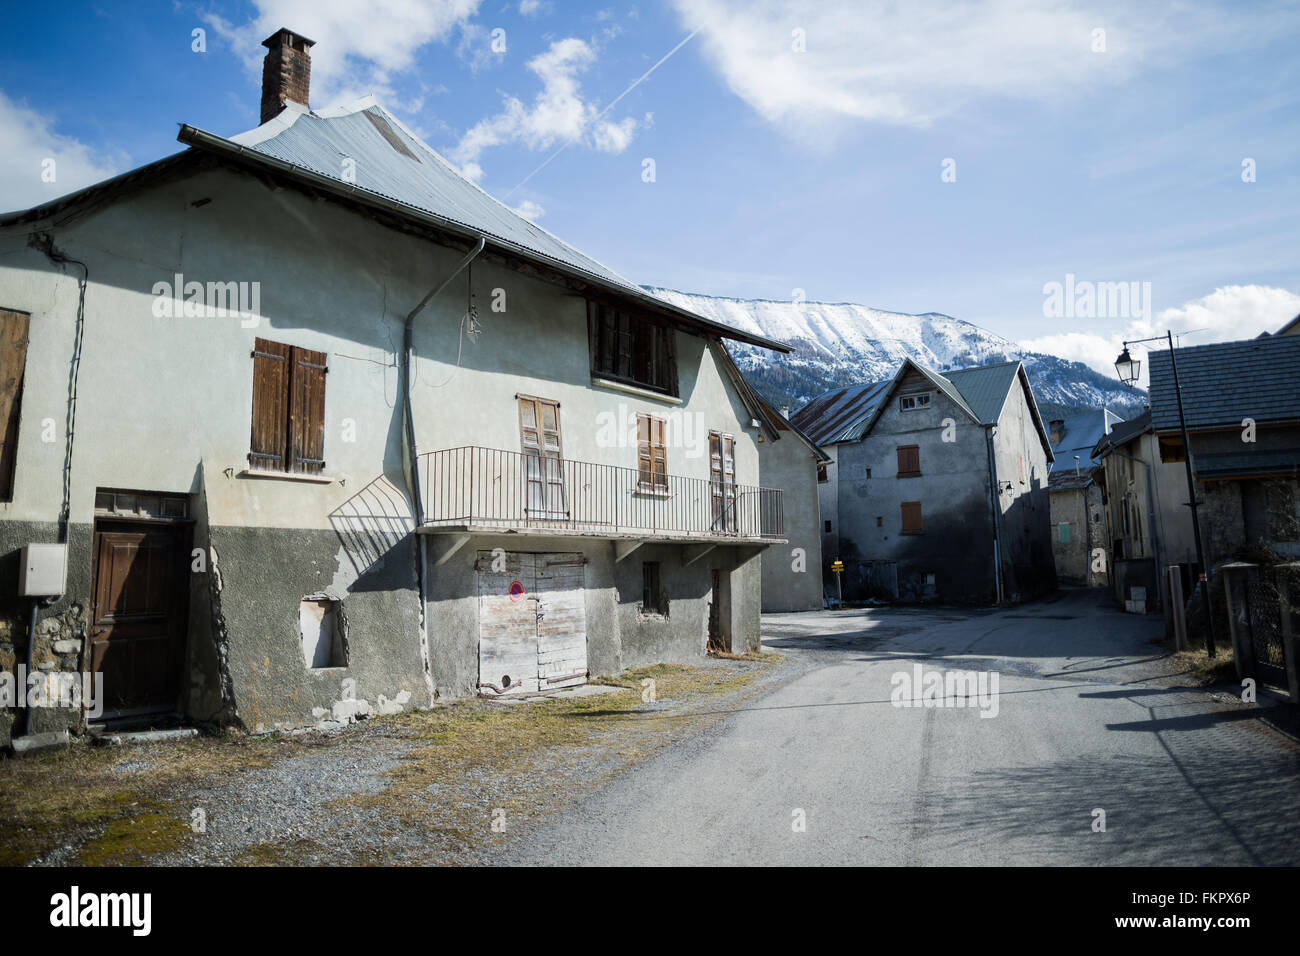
(0, 30, 789, 745)
(1046, 410, 1119, 586)
(793, 359, 1055, 605)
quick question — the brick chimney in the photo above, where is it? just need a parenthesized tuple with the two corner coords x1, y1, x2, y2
(260, 28, 315, 124)
(1049, 419, 1065, 445)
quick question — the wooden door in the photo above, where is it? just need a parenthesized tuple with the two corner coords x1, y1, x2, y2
(519, 396, 566, 519)
(536, 553, 588, 689)
(477, 551, 587, 695)
(90, 521, 187, 714)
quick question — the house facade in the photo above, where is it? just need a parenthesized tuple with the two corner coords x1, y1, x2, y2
(793, 360, 1055, 605)
(1046, 410, 1118, 586)
(0, 30, 787, 745)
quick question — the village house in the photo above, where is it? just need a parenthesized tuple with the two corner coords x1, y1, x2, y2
(791, 359, 1055, 604)
(0, 29, 791, 745)
(751, 395, 829, 612)
(1046, 409, 1119, 587)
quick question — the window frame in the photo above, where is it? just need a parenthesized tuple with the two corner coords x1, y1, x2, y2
(0, 308, 31, 502)
(641, 560, 667, 616)
(899, 393, 931, 412)
(249, 337, 328, 476)
(637, 413, 669, 492)
(587, 300, 679, 396)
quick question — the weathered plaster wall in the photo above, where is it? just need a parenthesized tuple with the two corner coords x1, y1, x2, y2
(758, 430, 823, 612)
(990, 375, 1055, 601)
(836, 369, 996, 604)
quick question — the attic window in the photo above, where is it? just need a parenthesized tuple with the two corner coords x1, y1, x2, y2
(900, 393, 931, 411)
(364, 111, 420, 162)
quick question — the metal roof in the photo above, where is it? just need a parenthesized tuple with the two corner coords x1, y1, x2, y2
(1049, 407, 1120, 469)
(1148, 335, 1300, 432)
(942, 361, 1021, 425)
(1048, 470, 1095, 491)
(789, 380, 890, 445)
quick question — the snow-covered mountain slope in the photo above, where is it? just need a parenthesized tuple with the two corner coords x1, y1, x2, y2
(645, 288, 1144, 420)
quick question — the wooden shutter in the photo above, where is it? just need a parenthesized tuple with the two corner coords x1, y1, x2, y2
(249, 338, 290, 472)
(289, 346, 327, 474)
(901, 501, 922, 533)
(0, 309, 30, 501)
(520, 396, 564, 516)
(637, 413, 653, 486)
(638, 414, 666, 489)
(897, 445, 920, 476)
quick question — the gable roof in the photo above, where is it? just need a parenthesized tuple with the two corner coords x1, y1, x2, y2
(788, 381, 891, 445)
(1148, 335, 1300, 433)
(1049, 407, 1120, 470)
(1092, 409, 1152, 459)
(2, 97, 789, 354)
(942, 361, 1022, 424)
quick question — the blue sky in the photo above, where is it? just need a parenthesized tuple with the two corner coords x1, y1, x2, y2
(3, 0, 1299, 376)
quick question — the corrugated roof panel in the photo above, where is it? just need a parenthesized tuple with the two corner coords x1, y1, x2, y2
(944, 361, 1021, 425)
(789, 380, 889, 445)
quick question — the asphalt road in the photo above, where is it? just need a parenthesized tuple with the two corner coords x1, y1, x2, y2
(505, 589, 1300, 865)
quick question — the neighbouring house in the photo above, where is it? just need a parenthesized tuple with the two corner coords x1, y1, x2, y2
(1091, 410, 1200, 610)
(1276, 313, 1300, 336)
(0, 29, 791, 745)
(751, 394, 829, 612)
(788, 380, 890, 603)
(792, 359, 1055, 605)
(1142, 336, 1300, 696)
(1046, 409, 1120, 586)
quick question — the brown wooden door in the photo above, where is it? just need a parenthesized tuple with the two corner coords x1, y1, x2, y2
(90, 521, 188, 714)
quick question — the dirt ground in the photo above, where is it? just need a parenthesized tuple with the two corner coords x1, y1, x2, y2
(0, 655, 790, 866)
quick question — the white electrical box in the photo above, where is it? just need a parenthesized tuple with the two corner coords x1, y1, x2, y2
(19, 543, 68, 597)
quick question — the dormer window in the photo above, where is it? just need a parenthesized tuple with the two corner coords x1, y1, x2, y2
(587, 301, 678, 396)
(899, 393, 931, 412)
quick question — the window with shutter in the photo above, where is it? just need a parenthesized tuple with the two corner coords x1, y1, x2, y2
(637, 413, 668, 491)
(896, 444, 921, 477)
(519, 395, 566, 516)
(709, 430, 736, 531)
(901, 501, 923, 534)
(588, 300, 678, 395)
(249, 337, 327, 475)
(0, 308, 30, 501)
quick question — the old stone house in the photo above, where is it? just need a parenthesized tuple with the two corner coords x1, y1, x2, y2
(792, 359, 1055, 604)
(1046, 410, 1118, 586)
(0, 29, 790, 745)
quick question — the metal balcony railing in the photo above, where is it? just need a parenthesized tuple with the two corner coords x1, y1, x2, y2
(420, 445, 784, 540)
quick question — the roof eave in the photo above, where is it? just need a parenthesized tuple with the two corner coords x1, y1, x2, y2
(176, 124, 791, 354)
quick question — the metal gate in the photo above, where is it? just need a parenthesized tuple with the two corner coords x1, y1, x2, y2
(1222, 562, 1296, 692)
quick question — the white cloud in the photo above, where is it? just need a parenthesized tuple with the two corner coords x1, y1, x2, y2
(1020, 285, 1300, 387)
(450, 37, 638, 181)
(204, 0, 480, 110)
(0, 92, 125, 213)
(512, 199, 545, 221)
(518, 0, 549, 16)
(673, 0, 1296, 134)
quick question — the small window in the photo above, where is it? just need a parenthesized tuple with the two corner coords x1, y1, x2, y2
(641, 561, 666, 615)
(250, 338, 328, 474)
(588, 301, 678, 395)
(817, 463, 828, 483)
(300, 598, 346, 668)
(1158, 435, 1186, 463)
(1058, 522, 1071, 543)
(0, 308, 31, 501)
(876, 515, 883, 527)
(864, 467, 872, 478)
(901, 501, 923, 534)
(897, 445, 921, 477)
(899, 393, 931, 412)
(824, 520, 832, 533)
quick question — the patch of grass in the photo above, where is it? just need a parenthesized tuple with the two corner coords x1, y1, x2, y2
(75, 801, 193, 866)
(0, 734, 289, 866)
(1170, 646, 1238, 686)
(710, 649, 785, 662)
(341, 661, 768, 856)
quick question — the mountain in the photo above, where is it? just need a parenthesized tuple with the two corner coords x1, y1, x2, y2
(645, 287, 1145, 422)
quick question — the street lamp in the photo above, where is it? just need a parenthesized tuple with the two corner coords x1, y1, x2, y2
(1114, 332, 1217, 656)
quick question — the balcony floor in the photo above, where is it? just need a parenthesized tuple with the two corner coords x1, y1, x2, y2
(417, 522, 784, 547)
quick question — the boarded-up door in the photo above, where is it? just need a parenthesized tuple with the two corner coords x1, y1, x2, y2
(90, 520, 188, 714)
(477, 551, 587, 695)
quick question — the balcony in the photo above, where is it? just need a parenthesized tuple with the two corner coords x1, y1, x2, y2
(419, 446, 784, 543)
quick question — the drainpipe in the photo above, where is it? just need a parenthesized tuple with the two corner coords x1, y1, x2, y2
(400, 236, 484, 704)
(984, 426, 1004, 604)
(1109, 448, 1162, 605)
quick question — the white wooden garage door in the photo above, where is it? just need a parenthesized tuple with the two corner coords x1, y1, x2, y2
(477, 551, 588, 695)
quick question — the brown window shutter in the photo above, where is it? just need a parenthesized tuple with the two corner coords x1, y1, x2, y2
(897, 445, 920, 476)
(289, 346, 327, 474)
(901, 501, 922, 533)
(651, 417, 667, 486)
(637, 413, 653, 485)
(0, 309, 31, 501)
(249, 338, 291, 471)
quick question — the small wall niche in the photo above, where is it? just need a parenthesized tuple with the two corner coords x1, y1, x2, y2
(300, 598, 347, 669)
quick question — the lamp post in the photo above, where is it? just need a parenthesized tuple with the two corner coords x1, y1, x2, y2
(1114, 331, 1217, 656)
